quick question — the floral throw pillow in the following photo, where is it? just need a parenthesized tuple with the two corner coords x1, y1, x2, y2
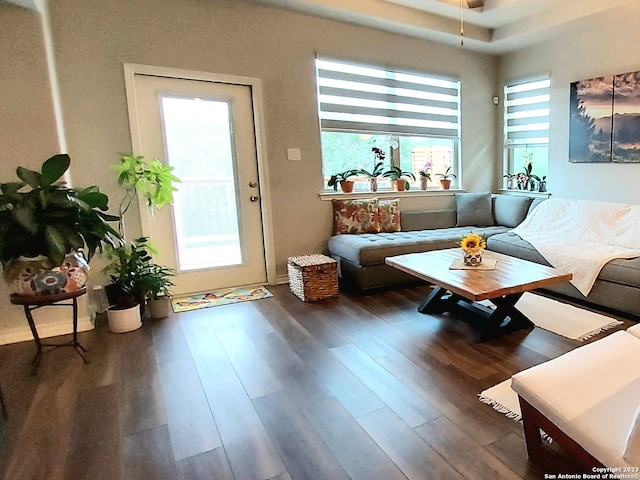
(378, 198, 401, 232)
(332, 198, 380, 234)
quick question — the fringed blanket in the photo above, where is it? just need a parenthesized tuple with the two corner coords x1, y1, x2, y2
(512, 198, 640, 296)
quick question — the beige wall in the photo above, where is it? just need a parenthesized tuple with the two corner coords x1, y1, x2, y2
(498, 3, 640, 204)
(0, 4, 93, 342)
(47, 0, 497, 278)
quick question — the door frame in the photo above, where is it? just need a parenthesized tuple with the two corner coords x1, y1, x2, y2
(123, 63, 276, 286)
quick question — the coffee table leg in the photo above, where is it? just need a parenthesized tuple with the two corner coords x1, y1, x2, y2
(477, 292, 533, 342)
(418, 286, 449, 313)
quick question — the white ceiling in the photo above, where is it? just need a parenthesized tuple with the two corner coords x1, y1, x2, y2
(248, 0, 639, 54)
(5, 0, 638, 54)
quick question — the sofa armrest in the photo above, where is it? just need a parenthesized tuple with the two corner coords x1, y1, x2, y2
(401, 210, 456, 231)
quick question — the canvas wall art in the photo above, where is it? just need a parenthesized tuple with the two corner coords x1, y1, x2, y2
(569, 71, 640, 163)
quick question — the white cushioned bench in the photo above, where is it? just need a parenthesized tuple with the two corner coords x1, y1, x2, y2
(511, 328, 640, 470)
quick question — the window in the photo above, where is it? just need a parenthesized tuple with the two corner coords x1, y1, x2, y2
(504, 78, 550, 190)
(316, 58, 460, 190)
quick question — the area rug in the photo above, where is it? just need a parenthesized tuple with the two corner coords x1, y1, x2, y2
(514, 292, 623, 341)
(171, 286, 273, 313)
(479, 292, 623, 341)
(479, 379, 552, 442)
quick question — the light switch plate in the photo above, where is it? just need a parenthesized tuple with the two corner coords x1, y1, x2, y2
(287, 148, 301, 161)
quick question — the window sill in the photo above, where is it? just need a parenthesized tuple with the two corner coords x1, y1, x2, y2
(319, 189, 466, 201)
(498, 189, 551, 198)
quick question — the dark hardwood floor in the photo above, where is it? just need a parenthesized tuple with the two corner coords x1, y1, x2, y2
(0, 284, 630, 480)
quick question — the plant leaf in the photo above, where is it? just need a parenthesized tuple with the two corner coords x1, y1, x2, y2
(16, 167, 41, 190)
(41, 154, 71, 187)
(44, 225, 67, 265)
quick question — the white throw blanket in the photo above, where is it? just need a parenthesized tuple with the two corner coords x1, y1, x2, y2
(511, 198, 640, 296)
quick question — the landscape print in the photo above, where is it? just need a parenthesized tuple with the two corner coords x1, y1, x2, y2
(569, 71, 640, 163)
(612, 72, 640, 163)
(569, 75, 613, 163)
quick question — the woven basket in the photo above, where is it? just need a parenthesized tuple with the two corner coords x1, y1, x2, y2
(287, 254, 338, 302)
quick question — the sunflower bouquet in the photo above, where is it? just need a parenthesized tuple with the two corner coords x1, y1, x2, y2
(460, 233, 486, 254)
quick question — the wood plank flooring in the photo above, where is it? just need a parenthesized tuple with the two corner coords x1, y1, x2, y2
(0, 284, 631, 480)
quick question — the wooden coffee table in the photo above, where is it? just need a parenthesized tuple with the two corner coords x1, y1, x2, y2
(385, 248, 572, 342)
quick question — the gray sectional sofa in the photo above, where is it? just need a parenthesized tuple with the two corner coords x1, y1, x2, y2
(328, 192, 640, 318)
(329, 193, 538, 291)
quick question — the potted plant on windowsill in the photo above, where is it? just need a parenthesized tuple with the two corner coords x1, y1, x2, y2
(0, 154, 122, 297)
(359, 147, 387, 192)
(437, 166, 457, 190)
(503, 171, 518, 190)
(327, 169, 361, 193)
(381, 166, 415, 192)
(418, 161, 433, 190)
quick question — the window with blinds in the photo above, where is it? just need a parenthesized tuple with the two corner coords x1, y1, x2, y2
(316, 58, 461, 191)
(503, 78, 550, 191)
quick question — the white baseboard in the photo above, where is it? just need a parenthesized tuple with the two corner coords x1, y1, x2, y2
(0, 314, 94, 346)
(274, 274, 290, 285)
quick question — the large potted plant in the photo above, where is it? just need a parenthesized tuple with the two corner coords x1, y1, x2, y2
(102, 154, 180, 331)
(0, 154, 122, 296)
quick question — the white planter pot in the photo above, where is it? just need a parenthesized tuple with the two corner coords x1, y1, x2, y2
(148, 297, 171, 319)
(107, 304, 142, 333)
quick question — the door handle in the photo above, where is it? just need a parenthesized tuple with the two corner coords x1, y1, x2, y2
(250, 195, 259, 202)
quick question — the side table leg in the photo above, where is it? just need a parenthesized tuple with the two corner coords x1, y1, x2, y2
(72, 298, 89, 363)
(23, 306, 43, 368)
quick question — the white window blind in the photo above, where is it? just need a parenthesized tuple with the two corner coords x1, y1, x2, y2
(316, 59, 460, 139)
(504, 79, 550, 146)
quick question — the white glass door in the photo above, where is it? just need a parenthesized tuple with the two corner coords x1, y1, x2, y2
(126, 73, 267, 295)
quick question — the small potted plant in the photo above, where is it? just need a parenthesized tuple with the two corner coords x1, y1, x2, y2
(437, 166, 457, 190)
(327, 169, 361, 193)
(517, 161, 540, 191)
(358, 148, 387, 192)
(418, 161, 433, 190)
(381, 166, 415, 191)
(0, 154, 122, 296)
(142, 263, 175, 319)
(102, 237, 154, 333)
(503, 170, 518, 190)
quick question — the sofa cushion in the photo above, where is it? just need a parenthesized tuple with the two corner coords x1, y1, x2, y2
(455, 192, 494, 227)
(512, 331, 640, 468)
(492, 195, 533, 228)
(379, 198, 401, 233)
(328, 225, 508, 266)
(332, 198, 380, 235)
(401, 210, 457, 231)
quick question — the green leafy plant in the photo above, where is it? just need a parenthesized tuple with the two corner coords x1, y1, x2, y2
(141, 264, 175, 300)
(358, 161, 386, 179)
(502, 170, 517, 180)
(327, 169, 361, 191)
(112, 154, 181, 234)
(103, 237, 154, 308)
(0, 154, 122, 267)
(436, 166, 457, 180)
(381, 166, 416, 181)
